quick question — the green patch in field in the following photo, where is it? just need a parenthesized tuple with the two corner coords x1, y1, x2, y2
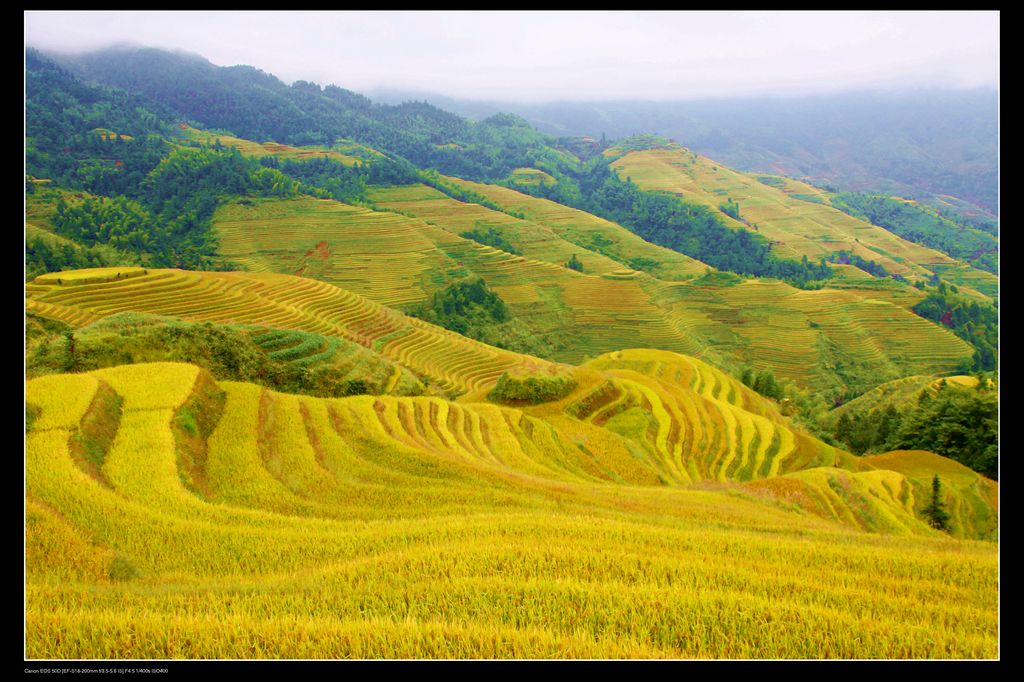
(790, 194, 826, 205)
(753, 175, 787, 189)
(587, 233, 616, 252)
(603, 407, 657, 443)
(68, 382, 122, 483)
(488, 369, 578, 406)
(626, 256, 661, 271)
(26, 403, 41, 432)
(108, 554, 142, 582)
(176, 406, 199, 437)
(693, 271, 744, 287)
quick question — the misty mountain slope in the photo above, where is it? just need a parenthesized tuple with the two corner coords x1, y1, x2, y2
(383, 91, 998, 218)
(46, 46, 579, 184)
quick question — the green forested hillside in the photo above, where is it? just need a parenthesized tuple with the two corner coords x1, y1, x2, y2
(52, 46, 577, 183)
(25, 47, 996, 397)
(830, 193, 998, 275)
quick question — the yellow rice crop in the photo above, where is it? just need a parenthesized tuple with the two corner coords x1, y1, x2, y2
(24, 360, 997, 659)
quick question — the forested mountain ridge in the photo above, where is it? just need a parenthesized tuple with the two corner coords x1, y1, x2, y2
(46, 46, 577, 184)
(376, 90, 999, 218)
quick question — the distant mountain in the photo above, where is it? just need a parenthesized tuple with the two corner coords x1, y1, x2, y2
(370, 89, 999, 218)
(43, 46, 571, 183)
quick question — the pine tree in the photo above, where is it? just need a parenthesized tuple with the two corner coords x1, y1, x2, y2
(923, 474, 951, 532)
(835, 412, 852, 445)
(62, 330, 78, 373)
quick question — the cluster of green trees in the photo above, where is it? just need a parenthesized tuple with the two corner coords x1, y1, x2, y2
(258, 156, 368, 204)
(831, 379, 997, 479)
(753, 175, 786, 189)
(407, 278, 509, 338)
(831, 193, 998, 275)
(51, 195, 156, 256)
(833, 404, 904, 455)
(718, 197, 742, 221)
(825, 250, 891, 278)
(253, 153, 422, 204)
(488, 371, 578, 405)
(25, 235, 132, 281)
(460, 224, 521, 255)
(405, 279, 547, 356)
(912, 282, 998, 371)
(42, 145, 296, 271)
(565, 253, 584, 272)
(740, 367, 784, 400)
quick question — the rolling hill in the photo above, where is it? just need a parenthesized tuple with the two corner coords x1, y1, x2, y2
(25, 350, 997, 658)
(605, 140, 997, 300)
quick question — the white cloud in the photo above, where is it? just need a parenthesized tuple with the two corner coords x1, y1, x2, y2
(24, 10, 999, 101)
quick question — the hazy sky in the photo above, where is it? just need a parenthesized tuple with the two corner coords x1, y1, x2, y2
(24, 10, 999, 102)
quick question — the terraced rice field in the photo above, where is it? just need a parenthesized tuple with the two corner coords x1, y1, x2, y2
(926, 261, 999, 302)
(212, 192, 970, 394)
(213, 197, 449, 308)
(508, 167, 556, 186)
(178, 126, 367, 166)
(25, 362, 998, 658)
(440, 176, 711, 281)
(608, 145, 981, 284)
(24, 268, 548, 396)
(367, 183, 627, 276)
(574, 350, 854, 485)
(26, 261, 976, 400)
(643, 277, 974, 395)
(210, 196, 715, 364)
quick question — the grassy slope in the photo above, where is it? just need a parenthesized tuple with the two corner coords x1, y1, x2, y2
(25, 361, 998, 658)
